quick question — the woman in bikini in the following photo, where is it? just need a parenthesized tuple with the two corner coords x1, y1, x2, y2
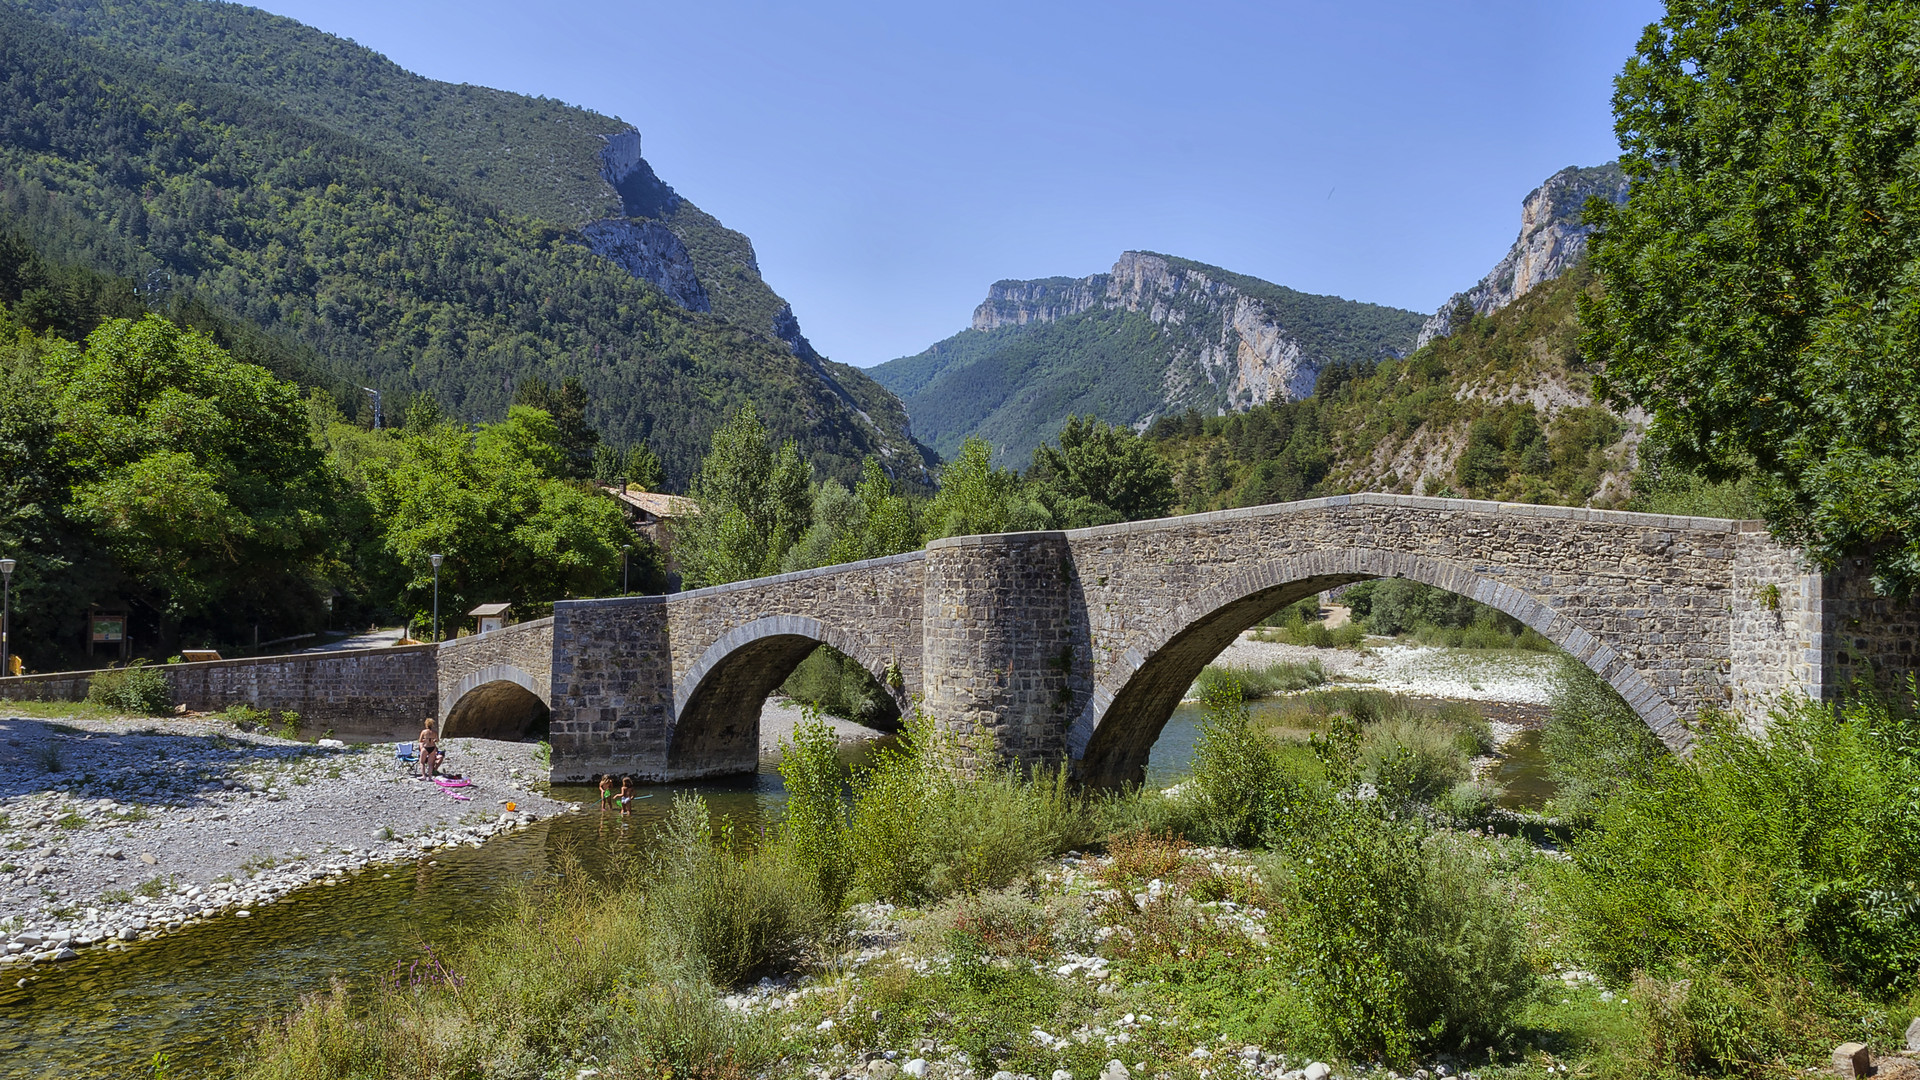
(417, 720, 441, 778)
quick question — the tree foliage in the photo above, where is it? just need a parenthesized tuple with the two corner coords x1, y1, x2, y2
(674, 403, 813, 588)
(1027, 415, 1175, 528)
(1580, 0, 1920, 593)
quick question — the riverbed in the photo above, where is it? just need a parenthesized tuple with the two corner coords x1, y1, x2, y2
(0, 646, 1563, 1078)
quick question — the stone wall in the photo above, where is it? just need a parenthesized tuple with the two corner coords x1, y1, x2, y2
(436, 618, 556, 738)
(0, 647, 439, 740)
(1821, 549, 1920, 701)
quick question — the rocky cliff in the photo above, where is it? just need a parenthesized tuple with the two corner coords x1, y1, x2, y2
(1416, 163, 1629, 347)
(871, 252, 1423, 462)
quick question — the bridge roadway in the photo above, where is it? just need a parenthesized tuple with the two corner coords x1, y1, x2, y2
(4, 494, 1909, 786)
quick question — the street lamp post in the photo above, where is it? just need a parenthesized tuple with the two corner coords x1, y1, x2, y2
(0, 557, 13, 676)
(622, 544, 633, 595)
(429, 554, 443, 643)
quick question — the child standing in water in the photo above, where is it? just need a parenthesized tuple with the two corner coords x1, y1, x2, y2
(598, 774, 614, 811)
(618, 776, 635, 816)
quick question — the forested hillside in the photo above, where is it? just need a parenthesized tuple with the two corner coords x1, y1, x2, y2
(0, 0, 929, 487)
(872, 251, 1423, 463)
(1148, 267, 1639, 512)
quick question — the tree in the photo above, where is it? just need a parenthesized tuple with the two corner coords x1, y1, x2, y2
(625, 444, 665, 492)
(1580, 0, 1920, 594)
(1028, 415, 1176, 528)
(514, 376, 600, 479)
(675, 403, 813, 588)
(364, 405, 632, 625)
(48, 315, 337, 641)
(927, 436, 1041, 539)
(826, 458, 920, 565)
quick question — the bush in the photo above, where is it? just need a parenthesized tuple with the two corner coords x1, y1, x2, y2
(1194, 659, 1326, 700)
(847, 712, 1094, 901)
(1543, 655, 1668, 817)
(1357, 717, 1473, 802)
(652, 794, 827, 987)
(1561, 690, 1920, 995)
(1185, 680, 1309, 847)
(1277, 774, 1535, 1062)
(776, 712, 853, 910)
(86, 661, 170, 714)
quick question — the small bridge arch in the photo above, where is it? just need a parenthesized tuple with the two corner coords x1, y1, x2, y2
(669, 614, 902, 777)
(441, 663, 551, 739)
(435, 617, 556, 741)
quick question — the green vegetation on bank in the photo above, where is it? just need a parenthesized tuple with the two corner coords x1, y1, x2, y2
(0, 302, 644, 665)
(234, 671, 1920, 1079)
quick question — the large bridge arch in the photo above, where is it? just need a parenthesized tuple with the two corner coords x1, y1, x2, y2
(1064, 546, 1685, 788)
(667, 615, 903, 778)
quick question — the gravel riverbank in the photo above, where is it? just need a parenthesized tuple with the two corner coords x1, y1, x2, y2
(0, 712, 572, 973)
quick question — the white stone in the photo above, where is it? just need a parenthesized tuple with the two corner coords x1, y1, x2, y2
(1099, 1062, 1130, 1080)
(1305, 1063, 1332, 1080)
(902, 1060, 929, 1078)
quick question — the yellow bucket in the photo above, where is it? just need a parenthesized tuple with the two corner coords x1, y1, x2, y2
(505, 801, 517, 813)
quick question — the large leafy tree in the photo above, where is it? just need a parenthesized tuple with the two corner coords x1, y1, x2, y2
(675, 403, 814, 588)
(1580, 0, 1920, 593)
(48, 315, 337, 640)
(365, 405, 634, 629)
(1028, 415, 1176, 529)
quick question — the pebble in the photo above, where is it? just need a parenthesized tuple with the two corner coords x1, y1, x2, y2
(1306, 1063, 1332, 1080)
(0, 715, 566, 960)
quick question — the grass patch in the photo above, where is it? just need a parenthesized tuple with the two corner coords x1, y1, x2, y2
(135, 876, 170, 898)
(1195, 658, 1327, 699)
(101, 888, 132, 905)
(55, 811, 85, 830)
(0, 698, 123, 721)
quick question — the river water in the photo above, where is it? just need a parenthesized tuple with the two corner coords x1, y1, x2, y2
(0, 699, 1554, 1079)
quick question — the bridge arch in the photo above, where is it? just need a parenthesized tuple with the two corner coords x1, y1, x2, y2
(441, 663, 551, 740)
(668, 615, 902, 777)
(1065, 547, 1686, 788)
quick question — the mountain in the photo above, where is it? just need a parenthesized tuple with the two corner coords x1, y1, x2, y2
(1414, 163, 1629, 347)
(1147, 164, 1645, 515)
(869, 251, 1424, 463)
(0, 0, 929, 487)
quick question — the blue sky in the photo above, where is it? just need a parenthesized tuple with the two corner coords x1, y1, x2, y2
(256, 0, 1663, 367)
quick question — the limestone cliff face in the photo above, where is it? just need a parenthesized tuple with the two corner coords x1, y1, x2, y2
(971, 252, 1369, 412)
(1417, 163, 1629, 347)
(972, 276, 1106, 330)
(580, 129, 709, 312)
(580, 218, 710, 312)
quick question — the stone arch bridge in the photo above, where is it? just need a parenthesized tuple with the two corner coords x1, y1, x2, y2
(6, 495, 1903, 782)
(529, 493, 1913, 786)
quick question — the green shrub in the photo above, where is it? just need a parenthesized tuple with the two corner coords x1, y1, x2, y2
(86, 662, 170, 714)
(1278, 773, 1535, 1062)
(776, 711, 853, 910)
(1195, 658, 1326, 700)
(1543, 655, 1668, 817)
(1185, 680, 1309, 847)
(1562, 690, 1920, 994)
(846, 711, 1090, 901)
(1358, 717, 1473, 802)
(651, 793, 827, 987)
